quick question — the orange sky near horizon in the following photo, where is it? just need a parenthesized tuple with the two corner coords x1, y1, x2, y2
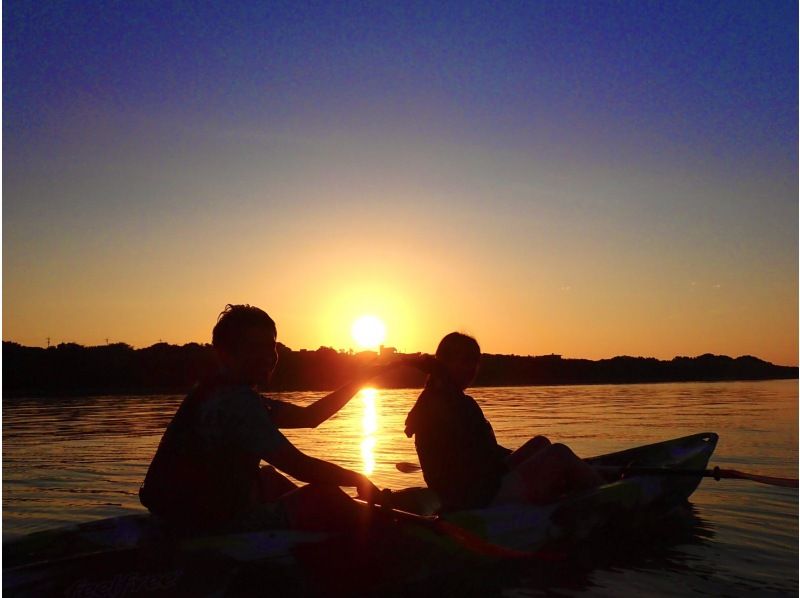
(3, 134, 798, 366)
(4, 173, 797, 367)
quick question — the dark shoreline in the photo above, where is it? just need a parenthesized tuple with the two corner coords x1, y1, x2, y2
(4, 341, 796, 399)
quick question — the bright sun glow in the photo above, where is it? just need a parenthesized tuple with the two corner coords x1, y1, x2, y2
(351, 315, 386, 350)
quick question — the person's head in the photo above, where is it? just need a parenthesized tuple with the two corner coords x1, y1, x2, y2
(212, 304, 277, 385)
(435, 332, 481, 390)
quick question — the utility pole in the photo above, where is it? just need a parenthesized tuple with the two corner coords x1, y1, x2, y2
(46, 337, 50, 348)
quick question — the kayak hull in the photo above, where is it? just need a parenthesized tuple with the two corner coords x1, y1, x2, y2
(444, 432, 718, 551)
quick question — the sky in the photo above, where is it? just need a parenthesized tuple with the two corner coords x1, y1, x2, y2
(3, 1, 798, 365)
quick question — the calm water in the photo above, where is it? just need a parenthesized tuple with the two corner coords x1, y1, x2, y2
(4, 380, 798, 595)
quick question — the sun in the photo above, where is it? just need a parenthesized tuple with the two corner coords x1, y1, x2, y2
(351, 315, 386, 350)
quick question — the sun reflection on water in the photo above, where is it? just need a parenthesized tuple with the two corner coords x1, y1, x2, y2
(360, 388, 378, 474)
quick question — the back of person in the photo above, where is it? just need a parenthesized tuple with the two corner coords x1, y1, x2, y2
(140, 375, 281, 529)
(405, 381, 508, 511)
(406, 332, 604, 511)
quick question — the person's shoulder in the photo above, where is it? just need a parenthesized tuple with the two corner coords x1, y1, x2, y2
(416, 386, 453, 410)
(258, 393, 277, 407)
(459, 392, 486, 415)
(196, 383, 261, 416)
(214, 382, 259, 397)
(421, 378, 459, 398)
(462, 391, 479, 404)
(417, 386, 438, 401)
(216, 384, 263, 405)
(423, 386, 470, 418)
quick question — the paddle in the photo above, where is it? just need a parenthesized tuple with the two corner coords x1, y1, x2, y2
(356, 496, 562, 561)
(396, 461, 798, 488)
(596, 465, 799, 488)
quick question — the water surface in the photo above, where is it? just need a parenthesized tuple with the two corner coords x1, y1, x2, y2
(4, 380, 797, 595)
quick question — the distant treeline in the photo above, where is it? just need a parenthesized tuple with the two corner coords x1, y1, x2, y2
(2, 341, 797, 398)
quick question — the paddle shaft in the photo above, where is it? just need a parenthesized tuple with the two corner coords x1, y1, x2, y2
(593, 465, 799, 488)
(397, 461, 797, 488)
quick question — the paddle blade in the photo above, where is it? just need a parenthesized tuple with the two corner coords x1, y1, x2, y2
(396, 462, 422, 473)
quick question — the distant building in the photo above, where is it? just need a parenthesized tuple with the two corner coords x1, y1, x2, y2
(379, 345, 397, 358)
(534, 353, 562, 361)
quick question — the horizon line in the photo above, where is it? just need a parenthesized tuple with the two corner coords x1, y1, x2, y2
(3, 339, 797, 368)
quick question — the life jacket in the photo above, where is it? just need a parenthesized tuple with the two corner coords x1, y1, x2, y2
(139, 376, 262, 529)
(405, 381, 508, 510)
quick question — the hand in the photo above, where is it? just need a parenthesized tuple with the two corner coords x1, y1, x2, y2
(358, 361, 403, 381)
(355, 475, 382, 504)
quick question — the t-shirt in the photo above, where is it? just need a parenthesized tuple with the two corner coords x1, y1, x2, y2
(404, 382, 510, 510)
(139, 375, 290, 528)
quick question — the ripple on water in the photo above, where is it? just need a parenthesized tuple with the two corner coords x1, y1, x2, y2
(3, 380, 797, 596)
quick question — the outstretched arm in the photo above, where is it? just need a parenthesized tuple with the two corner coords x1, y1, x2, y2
(269, 363, 400, 429)
(265, 440, 380, 500)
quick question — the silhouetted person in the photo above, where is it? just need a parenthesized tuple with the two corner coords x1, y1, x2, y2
(140, 304, 394, 532)
(405, 332, 602, 511)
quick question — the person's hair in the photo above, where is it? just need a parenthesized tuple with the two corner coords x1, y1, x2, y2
(435, 332, 481, 364)
(212, 304, 276, 354)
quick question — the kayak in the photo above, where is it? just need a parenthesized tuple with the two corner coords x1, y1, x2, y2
(2, 500, 468, 596)
(2, 510, 460, 596)
(442, 431, 718, 551)
(3, 432, 717, 595)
